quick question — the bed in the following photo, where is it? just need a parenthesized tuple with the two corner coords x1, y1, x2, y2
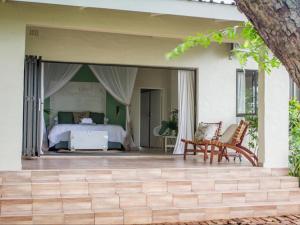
(48, 111, 126, 150)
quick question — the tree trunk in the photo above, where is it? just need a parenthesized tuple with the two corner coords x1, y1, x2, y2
(235, 0, 300, 87)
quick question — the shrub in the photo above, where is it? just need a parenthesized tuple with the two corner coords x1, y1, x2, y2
(289, 99, 300, 177)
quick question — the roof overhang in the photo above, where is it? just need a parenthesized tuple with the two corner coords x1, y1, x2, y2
(10, 0, 246, 22)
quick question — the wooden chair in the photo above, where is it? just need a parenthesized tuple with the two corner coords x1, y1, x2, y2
(182, 122, 222, 162)
(183, 120, 259, 166)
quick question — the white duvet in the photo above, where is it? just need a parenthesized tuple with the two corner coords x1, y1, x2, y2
(48, 124, 126, 147)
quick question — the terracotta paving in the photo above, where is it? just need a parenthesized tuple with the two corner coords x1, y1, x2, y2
(147, 215, 300, 224)
(22, 154, 250, 170)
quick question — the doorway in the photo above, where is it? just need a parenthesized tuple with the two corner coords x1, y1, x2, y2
(140, 89, 162, 148)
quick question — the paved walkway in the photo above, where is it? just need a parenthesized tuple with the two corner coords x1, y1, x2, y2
(148, 215, 300, 225)
(22, 154, 250, 170)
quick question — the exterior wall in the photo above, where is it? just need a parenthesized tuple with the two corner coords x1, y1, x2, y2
(258, 67, 290, 168)
(1, 2, 284, 170)
(0, 18, 26, 170)
(26, 27, 257, 147)
(25, 27, 247, 131)
(0, 2, 237, 170)
(2, 2, 240, 40)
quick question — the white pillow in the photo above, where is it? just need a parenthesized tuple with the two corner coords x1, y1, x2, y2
(194, 123, 219, 141)
(220, 124, 238, 144)
(205, 124, 219, 140)
(81, 118, 93, 124)
(194, 123, 208, 141)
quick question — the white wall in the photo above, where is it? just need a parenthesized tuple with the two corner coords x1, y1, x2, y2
(0, 19, 26, 170)
(170, 70, 178, 111)
(49, 82, 106, 126)
(258, 67, 289, 168)
(131, 68, 175, 147)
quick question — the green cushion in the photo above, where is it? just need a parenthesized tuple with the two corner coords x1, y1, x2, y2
(159, 121, 169, 135)
(58, 112, 74, 124)
(90, 112, 105, 124)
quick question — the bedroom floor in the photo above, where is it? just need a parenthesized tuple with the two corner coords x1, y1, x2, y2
(43, 147, 171, 156)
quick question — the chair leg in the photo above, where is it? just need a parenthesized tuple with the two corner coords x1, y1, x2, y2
(203, 144, 208, 162)
(223, 148, 229, 161)
(193, 144, 196, 155)
(218, 147, 223, 162)
(210, 145, 215, 164)
(183, 142, 187, 160)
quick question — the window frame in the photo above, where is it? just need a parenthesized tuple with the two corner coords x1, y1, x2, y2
(236, 69, 258, 117)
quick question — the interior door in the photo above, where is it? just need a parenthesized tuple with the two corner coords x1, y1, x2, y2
(22, 55, 42, 157)
(149, 90, 162, 148)
(140, 90, 150, 147)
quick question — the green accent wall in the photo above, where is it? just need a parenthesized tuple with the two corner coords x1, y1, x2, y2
(106, 94, 126, 129)
(44, 65, 126, 128)
(71, 65, 98, 82)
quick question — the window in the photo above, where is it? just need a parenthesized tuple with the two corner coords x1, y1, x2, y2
(236, 69, 258, 116)
(290, 77, 300, 100)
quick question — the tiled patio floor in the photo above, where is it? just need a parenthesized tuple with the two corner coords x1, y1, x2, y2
(22, 154, 251, 170)
(147, 215, 300, 225)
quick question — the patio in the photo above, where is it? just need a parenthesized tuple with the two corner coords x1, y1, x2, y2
(22, 154, 251, 170)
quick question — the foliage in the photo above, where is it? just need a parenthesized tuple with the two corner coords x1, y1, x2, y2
(167, 109, 178, 132)
(244, 115, 258, 153)
(159, 109, 179, 136)
(166, 22, 281, 74)
(44, 109, 51, 115)
(289, 99, 300, 177)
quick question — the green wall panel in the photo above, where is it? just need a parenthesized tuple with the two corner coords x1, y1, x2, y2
(106, 93, 126, 129)
(71, 65, 98, 82)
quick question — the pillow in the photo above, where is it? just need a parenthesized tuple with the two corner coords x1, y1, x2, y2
(205, 124, 220, 139)
(81, 118, 93, 124)
(194, 123, 220, 141)
(194, 123, 208, 141)
(90, 112, 105, 124)
(57, 112, 74, 124)
(73, 112, 90, 124)
(220, 124, 238, 144)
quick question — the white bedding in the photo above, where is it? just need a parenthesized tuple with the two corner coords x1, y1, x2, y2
(48, 124, 126, 147)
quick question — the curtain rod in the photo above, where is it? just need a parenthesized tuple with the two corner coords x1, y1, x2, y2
(41, 60, 197, 72)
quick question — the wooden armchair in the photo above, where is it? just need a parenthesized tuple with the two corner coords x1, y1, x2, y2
(183, 120, 259, 166)
(182, 121, 222, 162)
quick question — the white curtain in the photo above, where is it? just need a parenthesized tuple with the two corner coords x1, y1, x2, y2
(44, 62, 82, 98)
(237, 70, 246, 114)
(173, 70, 195, 154)
(41, 62, 82, 152)
(89, 65, 138, 149)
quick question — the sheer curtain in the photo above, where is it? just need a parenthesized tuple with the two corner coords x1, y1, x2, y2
(173, 70, 195, 154)
(237, 70, 246, 115)
(89, 65, 138, 149)
(44, 62, 82, 98)
(41, 62, 82, 152)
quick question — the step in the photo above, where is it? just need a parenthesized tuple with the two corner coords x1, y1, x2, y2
(1, 176, 298, 197)
(0, 167, 289, 184)
(0, 201, 299, 224)
(1, 189, 300, 216)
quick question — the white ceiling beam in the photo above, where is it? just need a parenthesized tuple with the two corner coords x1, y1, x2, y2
(10, 0, 246, 21)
